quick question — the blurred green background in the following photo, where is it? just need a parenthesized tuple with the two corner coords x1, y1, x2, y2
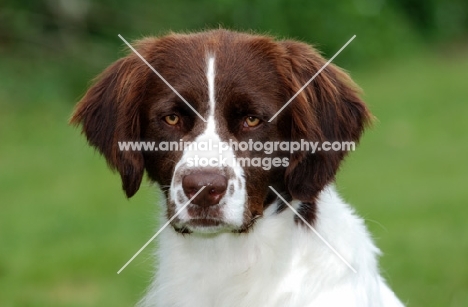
(1, 0, 467, 306)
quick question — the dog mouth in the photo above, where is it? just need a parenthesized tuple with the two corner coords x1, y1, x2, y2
(173, 218, 235, 234)
(187, 218, 223, 227)
(174, 215, 260, 234)
(168, 192, 249, 233)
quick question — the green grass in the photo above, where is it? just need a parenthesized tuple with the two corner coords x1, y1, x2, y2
(0, 106, 156, 306)
(1, 50, 467, 306)
(337, 51, 468, 306)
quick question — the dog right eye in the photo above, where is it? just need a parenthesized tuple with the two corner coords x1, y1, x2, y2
(164, 114, 180, 126)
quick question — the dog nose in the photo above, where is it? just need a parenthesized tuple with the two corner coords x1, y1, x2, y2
(182, 172, 227, 207)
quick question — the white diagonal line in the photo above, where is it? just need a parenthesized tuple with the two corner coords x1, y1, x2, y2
(118, 34, 207, 122)
(268, 186, 357, 273)
(268, 35, 356, 122)
(117, 186, 206, 274)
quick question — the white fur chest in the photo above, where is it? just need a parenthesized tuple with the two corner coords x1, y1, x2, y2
(139, 188, 403, 307)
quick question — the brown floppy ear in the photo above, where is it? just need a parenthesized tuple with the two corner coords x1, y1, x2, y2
(70, 53, 149, 198)
(280, 40, 372, 210)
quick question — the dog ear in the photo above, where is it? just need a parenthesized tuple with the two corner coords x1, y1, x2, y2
(280, 40, 372, 207)
(70, 52, 150, 198)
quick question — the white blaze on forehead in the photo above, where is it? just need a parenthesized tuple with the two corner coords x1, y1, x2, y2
(207, 57, 216, 116)
(204, 56, 217, 141)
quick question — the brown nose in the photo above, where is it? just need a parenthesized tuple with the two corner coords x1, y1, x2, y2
(182, 172, 227, 207)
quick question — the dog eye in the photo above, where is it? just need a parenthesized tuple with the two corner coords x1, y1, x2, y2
(164, 114, 180, 126)
(244, 116, 261, 128)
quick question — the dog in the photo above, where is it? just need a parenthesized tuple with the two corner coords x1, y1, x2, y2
(71, 29, 404, 306)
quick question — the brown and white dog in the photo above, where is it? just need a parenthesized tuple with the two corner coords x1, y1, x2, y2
(71, 29, 404, 307)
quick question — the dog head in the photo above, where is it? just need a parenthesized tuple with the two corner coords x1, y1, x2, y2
(71, 30, 371, 233)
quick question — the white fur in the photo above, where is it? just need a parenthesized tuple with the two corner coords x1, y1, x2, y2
(207, 57, 216, 115)
(139, 186, 404, 307)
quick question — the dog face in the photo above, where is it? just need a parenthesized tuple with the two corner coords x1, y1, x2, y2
(71, 30, 371, 233)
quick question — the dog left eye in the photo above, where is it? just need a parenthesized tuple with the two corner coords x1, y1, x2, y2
(164, 114, 180, 126)
(243, 116, 261, 128)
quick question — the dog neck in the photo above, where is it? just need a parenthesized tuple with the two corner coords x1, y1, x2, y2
(140, 186, 382, 307)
